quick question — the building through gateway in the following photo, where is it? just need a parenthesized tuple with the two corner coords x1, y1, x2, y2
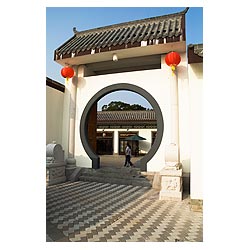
(96, 110, 157, 156)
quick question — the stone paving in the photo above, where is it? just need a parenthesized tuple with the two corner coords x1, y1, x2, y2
(46, 181, 203, 242)
(100, 154, 143, 168)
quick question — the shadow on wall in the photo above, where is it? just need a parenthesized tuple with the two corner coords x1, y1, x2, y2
(181, 158, 190, 173)
(181, 158, 190, 193)
(190, 64, 203, 79)
(177, 65, 188, 81)
(76, 76, 86, 89)
(69, 76, 87, 120)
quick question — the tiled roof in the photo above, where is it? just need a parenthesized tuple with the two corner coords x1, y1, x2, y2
(188, 44, 203, 64)
(46, 77, 65, 92)
(193, 44, 203, 57)
(97, 110, 156, 124)
(55, 8, 188, 60)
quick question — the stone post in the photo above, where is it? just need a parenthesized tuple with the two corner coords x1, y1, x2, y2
(61, 66, 77, 159)
(68, 65, 78, 158)
(61, 65, 78, 170)
(113, 130, 119, 155)
(160, 65, 183, 201)
(166, 68, 180, 163)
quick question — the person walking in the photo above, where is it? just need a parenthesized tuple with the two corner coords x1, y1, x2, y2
(124, 143, 133, 167)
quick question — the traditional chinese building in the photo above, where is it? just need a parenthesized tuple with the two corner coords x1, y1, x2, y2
(96, 110, 157, 155)
(47, 8, 203, 203)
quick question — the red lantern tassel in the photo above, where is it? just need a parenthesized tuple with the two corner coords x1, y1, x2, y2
(171, 65, 176, 76)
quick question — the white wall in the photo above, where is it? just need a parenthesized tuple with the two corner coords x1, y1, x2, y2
(46, 86, 64, 145)
(188, 63, 203, 199)
(73, 52, 191, 173)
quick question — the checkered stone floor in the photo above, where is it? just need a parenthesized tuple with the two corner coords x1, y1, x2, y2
(46, 181, 203, 242)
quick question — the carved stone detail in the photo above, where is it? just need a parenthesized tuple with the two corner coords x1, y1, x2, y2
(46, 143, 66, 186)
(159, 165, 183, 200)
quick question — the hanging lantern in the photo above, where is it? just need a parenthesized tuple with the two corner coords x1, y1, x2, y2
(61, 66, 74, 82)
(165, 52, 181, 74)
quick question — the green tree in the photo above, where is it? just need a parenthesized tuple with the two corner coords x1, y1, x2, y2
(102, 101, 147, 111)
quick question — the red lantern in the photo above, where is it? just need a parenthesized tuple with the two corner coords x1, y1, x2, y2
(61, 66, 74, 81)
(165, 52, 181, 73)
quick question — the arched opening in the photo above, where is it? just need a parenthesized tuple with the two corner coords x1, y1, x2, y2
(97, 90, 155, 168)
(79, 83, 164, 171)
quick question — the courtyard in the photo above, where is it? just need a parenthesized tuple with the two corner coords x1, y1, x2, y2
(46, 180, 202, 242)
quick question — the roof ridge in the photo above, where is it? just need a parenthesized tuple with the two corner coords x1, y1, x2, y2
(73, 8, 188, 36)
(97, 110, 154, 113)
(97, 109, 156, 122)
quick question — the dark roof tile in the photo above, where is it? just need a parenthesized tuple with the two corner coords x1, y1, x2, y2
(188, 44, 203, 64)
(97, 110, 156, 124)
(55, 8, 188, 60)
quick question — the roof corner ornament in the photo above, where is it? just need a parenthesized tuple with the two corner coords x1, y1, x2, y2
(73, 27, 78, 34)
(183, 7, 189, 14)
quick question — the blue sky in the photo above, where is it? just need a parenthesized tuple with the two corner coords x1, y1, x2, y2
(46, 7, 203, 110)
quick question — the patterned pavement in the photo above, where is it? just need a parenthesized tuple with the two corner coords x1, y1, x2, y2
(46, 181, 203, 242)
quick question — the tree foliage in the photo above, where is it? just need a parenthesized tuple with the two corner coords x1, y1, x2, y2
(101, 101, 149, 111)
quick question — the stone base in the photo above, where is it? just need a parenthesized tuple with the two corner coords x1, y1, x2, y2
(160, 168, 182, 176)
(159, 190, 182, 200)
(65, 167, 77, 179)
(152, 173, 161, 190)
(46, 163, 66, 186)
(66, 157, 76, 168)
(159, 164, 183, 201)
(68, 167, 82, 182)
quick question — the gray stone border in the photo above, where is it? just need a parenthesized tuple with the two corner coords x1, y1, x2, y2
(79, 83, 164, 171)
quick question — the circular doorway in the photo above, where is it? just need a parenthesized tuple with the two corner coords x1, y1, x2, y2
(79, 83, 164, 171)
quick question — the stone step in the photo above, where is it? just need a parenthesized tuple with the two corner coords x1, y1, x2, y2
(80, 167, 141, 179)
(97, 166, 141, 175)
(78, 166, 152, 187)
(78, 175, 152, 187)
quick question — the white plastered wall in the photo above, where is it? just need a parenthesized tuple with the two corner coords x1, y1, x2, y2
(188, 62, 203, 199)
(46, 86, 64, 145)
(73, 52, 191, 173)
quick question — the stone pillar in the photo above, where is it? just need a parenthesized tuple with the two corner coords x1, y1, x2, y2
(61, 80, 70, 159)
(61, 66, 77, 159)
(61, 65, 78, 169)
(68, 65, 78, 158)
(165, 69, 180, 163)
(113, 130, 119, 155)
(160, 66, 183, 201)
